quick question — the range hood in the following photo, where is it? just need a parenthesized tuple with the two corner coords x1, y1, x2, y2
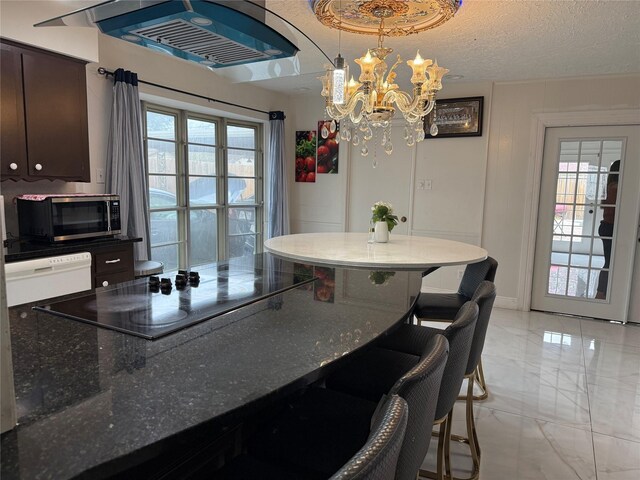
(36, 0, 299, 69)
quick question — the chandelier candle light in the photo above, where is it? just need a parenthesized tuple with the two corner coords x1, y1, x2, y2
(316, 0, 460, 161)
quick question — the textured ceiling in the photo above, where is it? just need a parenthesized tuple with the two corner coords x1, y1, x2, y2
(250, 0, 640, 92)
(48, 0, 640, 93)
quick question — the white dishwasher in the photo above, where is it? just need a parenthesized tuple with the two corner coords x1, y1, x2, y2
(5, 252, 92, 307)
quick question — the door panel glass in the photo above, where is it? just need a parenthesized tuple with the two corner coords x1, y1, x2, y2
(551, 252, 569, 266)
(567, 267, 591, 297)
(548, 266, 568, 295)
(547, 138, 623, 301)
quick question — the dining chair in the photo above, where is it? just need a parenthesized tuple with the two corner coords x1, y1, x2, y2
(327, 303, 478, 480)
(213, 394, 409, 480)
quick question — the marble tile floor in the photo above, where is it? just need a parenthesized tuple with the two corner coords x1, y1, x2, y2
(420, 308, 640, 480)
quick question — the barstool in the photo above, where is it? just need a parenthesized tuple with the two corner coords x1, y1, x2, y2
(134, 260, 164, 279)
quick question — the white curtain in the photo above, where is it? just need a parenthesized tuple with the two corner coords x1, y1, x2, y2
(267, 111, 289, 239)
(106, 69, 151, 261)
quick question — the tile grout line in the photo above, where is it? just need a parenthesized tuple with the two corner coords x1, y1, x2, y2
(472, 402, 592, 434)
(580, 319, 600, 480)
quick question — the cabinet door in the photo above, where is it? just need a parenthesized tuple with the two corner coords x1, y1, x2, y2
(21, 49, 90, 181)
(0, 43, 27, 180)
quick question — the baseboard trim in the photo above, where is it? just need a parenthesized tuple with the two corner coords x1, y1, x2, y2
(420, 286, 520, 311)
(495, 296, 518, 310)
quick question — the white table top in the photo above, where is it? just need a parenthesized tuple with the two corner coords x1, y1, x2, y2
(264, 233, 488, 270)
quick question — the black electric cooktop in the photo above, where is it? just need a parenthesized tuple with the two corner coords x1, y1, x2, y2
(34, 261, 315, 339)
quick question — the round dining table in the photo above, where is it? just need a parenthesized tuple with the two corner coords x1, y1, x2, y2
(264, 232, 488, 270)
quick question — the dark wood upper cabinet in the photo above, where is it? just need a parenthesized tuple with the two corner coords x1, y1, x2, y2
(0, 40, 90, 182)
(1, 43, 27, 181)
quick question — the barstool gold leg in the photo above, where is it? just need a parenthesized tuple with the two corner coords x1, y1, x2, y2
(419, 415, 452, 480)
(450, 374, 480, 480)
(473, 359, 488, 401)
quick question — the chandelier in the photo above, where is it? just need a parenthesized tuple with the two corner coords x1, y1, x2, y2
(316, 0, 460, 158)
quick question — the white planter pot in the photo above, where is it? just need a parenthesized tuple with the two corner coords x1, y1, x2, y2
(374, 221, 389, 243)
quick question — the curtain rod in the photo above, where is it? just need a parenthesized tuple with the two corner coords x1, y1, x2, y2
(97, 67, 270, 116)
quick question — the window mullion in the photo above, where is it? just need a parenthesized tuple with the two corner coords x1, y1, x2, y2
(220, 117, 228, 260)
(180, 110, 190, 269)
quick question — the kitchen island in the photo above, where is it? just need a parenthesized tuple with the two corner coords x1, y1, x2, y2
(1, 254, 423, 479)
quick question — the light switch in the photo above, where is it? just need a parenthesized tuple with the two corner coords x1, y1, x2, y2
(418, 179, 432, 190)
(96, 168, 105, 184)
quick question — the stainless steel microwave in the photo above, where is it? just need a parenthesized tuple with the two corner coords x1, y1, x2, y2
(17, 194, 121, 242)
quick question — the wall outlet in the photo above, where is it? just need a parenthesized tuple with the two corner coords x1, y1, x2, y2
(96, 168, 105, 184)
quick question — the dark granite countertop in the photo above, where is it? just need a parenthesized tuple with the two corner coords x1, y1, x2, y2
(1, 255, 422, 479)
(4, 236, 142, 263)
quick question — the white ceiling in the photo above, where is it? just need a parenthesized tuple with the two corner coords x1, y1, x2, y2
(250, 0, 640, 93)
(50, 0, 640, 93)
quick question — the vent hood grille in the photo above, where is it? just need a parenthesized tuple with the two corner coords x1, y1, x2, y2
(36, 1, 298, 69)
(131, 19, 269, 65)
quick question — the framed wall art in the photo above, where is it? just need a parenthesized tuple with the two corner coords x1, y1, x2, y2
(295, 130, 316, 182)
(424, 96, 484, 138)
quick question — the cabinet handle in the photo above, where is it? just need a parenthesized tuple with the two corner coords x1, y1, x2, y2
(102, 281, 109, 287)
(105, 258, 121, 264)
(34, 163, 43, 171)
(9, 163, 18, 171)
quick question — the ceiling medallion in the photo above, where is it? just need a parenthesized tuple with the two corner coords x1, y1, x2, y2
(316, 0, 461, 162)
(313, 0, 460, 36)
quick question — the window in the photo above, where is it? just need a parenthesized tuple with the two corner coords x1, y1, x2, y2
(144, 104, 262, 270)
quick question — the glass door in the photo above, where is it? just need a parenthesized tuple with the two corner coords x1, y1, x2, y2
(531, 125, 640, 322)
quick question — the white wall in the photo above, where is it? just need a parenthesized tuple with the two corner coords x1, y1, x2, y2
(289, 75, 640, 310)
(485, 75, 640, 307)
(0, 1, 99, 62)
(289, 82, 493, 293)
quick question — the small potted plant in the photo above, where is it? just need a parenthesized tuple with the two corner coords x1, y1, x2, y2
(371, 201, 398, 243)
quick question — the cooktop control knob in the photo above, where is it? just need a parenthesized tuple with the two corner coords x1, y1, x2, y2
(175, 274, 187, 289)
(188, 272, 200, 287)
(149, 276, 160, 287)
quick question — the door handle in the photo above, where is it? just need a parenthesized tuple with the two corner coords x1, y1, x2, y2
(105, 259, 121, 264)
(400, 216, 407, 223)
